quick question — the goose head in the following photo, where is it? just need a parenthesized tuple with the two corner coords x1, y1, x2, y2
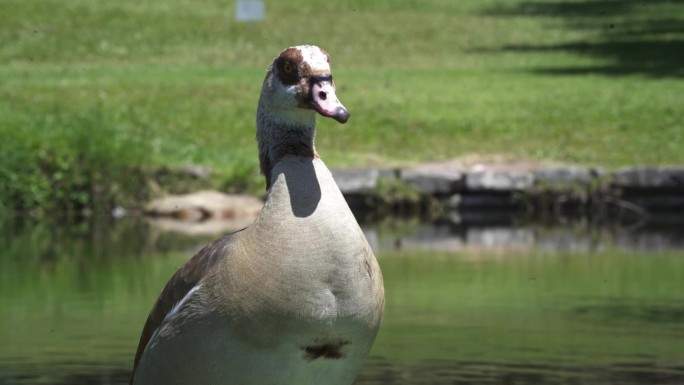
(257, 45, 349, 187)
(258, 45, 349, 126)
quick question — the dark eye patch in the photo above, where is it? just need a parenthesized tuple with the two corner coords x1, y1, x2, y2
(274, 47, 305, 85)
(275, 57, 299, 85)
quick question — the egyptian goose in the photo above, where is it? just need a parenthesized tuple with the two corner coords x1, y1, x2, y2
(129, 45, 385, 385)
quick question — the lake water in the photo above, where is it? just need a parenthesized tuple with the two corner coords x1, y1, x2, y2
(1, 216, 684, 384)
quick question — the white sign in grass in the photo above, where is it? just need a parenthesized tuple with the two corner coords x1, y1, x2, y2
(236, 0, 264, 22)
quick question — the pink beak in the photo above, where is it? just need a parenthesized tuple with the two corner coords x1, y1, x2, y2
(310, 78, 350, 124)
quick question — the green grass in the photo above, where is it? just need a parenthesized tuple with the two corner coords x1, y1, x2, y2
(1, 0, 683, 212)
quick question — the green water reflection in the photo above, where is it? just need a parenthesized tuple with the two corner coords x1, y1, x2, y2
(1, 219, 683, 384)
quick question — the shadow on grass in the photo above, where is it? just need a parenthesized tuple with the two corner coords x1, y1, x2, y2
(484, 0, 684, 77)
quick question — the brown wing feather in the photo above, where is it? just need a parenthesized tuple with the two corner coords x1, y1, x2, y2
(129, 230, 243, 384)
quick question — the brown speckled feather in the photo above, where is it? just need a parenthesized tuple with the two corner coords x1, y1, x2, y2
(129, 231, 243, 384)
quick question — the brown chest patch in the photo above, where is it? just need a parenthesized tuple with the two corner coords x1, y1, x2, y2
(302, 339, 351, 360)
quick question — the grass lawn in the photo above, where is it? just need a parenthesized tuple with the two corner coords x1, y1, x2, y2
(1, 0, 683, 212)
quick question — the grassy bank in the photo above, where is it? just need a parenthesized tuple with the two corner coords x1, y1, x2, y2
(1, 0, 682, 213)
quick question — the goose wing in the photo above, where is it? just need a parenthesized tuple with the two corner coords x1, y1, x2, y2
(129, 230, 242, 383)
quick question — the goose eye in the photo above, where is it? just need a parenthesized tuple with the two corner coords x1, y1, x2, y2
(283, 63, 294, 74)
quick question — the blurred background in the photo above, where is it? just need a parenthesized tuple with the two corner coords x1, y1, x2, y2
(1, 0, 683, 384)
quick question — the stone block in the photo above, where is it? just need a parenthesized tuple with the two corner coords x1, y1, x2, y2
(331, 168, 396, 195)
(145, 190, 263, 221)
(465, 170, 535, 191)
(612, 167, 684, 189)
(399, 168, 463, 195)
(535, 167, 599, 185)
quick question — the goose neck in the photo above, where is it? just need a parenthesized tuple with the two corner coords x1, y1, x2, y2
(256, 104, 318, 189)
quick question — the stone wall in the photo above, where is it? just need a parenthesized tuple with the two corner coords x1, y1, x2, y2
(332, 162, 684, 213)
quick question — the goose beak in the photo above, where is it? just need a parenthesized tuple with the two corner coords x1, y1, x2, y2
(309, 77, 350, 124)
